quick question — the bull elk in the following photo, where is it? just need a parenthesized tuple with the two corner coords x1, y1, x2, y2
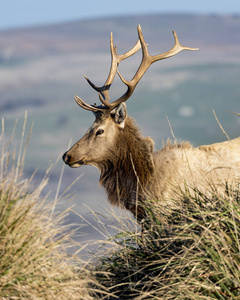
(63, 25, 240, 219)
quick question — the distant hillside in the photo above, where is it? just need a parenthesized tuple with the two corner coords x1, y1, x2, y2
(1, 14, 240, 57)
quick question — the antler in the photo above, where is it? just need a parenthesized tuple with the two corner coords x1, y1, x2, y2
(75, 25, 198, 114)
(75, 32, 141, 113)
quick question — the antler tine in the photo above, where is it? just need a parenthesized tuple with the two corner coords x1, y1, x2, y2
(151, 29, 199, 61)
(108, 24, 199, 109)
(84, 74, 106, 93)
(75, 95, 106, 113)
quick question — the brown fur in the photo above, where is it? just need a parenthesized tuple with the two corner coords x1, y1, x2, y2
(98, 117, 154, 214)
(63, 112, 240, 219)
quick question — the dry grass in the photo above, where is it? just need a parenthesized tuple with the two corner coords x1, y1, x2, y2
(0, 115, 106, 299)
(2, 114, 240, 299)
(95, 185, 240, 299)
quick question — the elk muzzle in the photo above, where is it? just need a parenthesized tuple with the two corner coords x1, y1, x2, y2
(62, 152, 84, 168)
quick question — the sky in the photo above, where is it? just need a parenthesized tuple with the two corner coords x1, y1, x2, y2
(0, 0, 240, 30)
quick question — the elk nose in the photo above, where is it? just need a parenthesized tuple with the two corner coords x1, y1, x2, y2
(62, 152, 71, 164)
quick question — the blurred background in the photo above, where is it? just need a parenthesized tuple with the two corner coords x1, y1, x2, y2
(1, 0, 240, 247)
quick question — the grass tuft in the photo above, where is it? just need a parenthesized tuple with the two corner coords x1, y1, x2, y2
(95, 186, 240, 299)
(0, 116, 104, 299)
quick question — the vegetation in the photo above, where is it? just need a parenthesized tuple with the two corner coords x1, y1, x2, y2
(0, 116, 104, 299)
(1, 116, 240, 299)
(95, 187, 240, 299)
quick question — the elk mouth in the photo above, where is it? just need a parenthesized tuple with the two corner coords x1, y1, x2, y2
(68, 160, 84, 168)
(62, 152, 85, 168)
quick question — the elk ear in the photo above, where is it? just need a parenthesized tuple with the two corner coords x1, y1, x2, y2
(114, 103, 127, 127)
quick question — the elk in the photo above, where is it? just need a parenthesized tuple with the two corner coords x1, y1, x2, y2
(63, 25, 240, 219)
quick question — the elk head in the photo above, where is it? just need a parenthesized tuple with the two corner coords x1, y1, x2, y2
(62, 25, 198, 170)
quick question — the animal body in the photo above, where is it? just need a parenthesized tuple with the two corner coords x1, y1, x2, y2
(63, 25, 240, 218)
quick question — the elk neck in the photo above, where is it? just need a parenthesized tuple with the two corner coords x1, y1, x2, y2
(98, 116, 155, 211)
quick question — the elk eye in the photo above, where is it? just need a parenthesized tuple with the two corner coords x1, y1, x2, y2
(96, 129, 104, 136)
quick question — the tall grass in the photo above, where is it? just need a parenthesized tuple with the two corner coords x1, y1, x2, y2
(95, 186, 240, 299)
(0, 115, 104, 299)
(3, 114, 240, 299)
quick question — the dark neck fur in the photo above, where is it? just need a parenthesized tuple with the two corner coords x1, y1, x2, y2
(98, 117, 154, 213)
